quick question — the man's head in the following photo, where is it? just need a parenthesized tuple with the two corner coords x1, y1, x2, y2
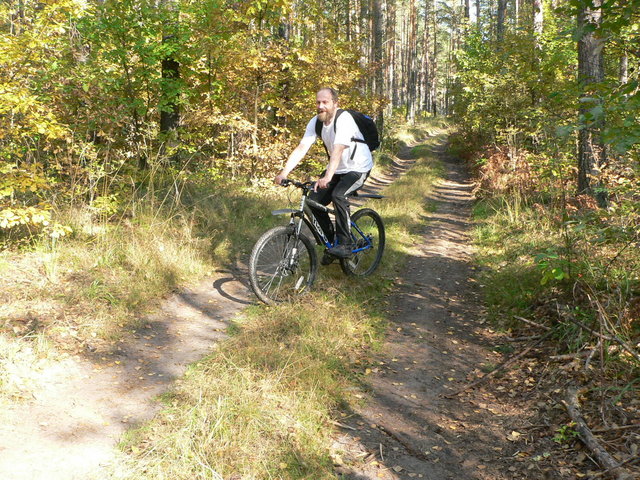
(316, 87, 339, 123)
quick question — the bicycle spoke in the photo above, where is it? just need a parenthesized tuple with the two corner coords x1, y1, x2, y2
(249, 226, 318, 304)
(341, 208, 385, 277)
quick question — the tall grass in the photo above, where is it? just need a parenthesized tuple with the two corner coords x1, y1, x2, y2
(472, 175, 640, 376)
(114, 120, 446, 479)
(0, 170, 294, 404)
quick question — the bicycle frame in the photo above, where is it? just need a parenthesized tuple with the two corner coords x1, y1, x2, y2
(273, 181, 376, 254)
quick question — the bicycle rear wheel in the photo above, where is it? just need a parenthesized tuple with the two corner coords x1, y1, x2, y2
(249, 226, 318, 304)
(340, 208, 385, 277)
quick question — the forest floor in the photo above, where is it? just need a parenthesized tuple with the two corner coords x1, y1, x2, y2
(1, 134, 632, 480)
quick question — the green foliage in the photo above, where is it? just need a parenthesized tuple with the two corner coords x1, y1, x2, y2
(535, 250, 571, 286)
(0, 0, 378, 246)
(453, 1, 639, 206)
(553, 423, 579, 444)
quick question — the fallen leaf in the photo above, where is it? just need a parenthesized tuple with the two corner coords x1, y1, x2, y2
(507, 431, 522, 441)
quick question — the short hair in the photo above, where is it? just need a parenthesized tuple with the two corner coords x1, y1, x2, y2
(318, 87, 339, 102)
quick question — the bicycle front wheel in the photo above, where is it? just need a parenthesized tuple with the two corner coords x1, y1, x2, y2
(340, 208, 385, 277)
(249, 226, 318, 304)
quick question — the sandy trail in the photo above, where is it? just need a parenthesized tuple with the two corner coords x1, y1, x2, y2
(335, 138, 520, 479)
(0, 277, 250, 479)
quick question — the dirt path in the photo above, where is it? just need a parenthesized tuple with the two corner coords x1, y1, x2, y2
(335, 140, 527, 479)
(0, 277, 251, 479)
(1, 133, 524, 480)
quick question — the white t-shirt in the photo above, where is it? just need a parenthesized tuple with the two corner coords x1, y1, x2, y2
(299, 111, 374, 174)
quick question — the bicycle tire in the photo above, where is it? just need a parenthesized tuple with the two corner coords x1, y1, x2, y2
(249, 226, 318, 304)
(340, 208, 385, 277)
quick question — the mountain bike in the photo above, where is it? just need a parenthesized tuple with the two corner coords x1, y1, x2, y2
(248, 179, 385, 304)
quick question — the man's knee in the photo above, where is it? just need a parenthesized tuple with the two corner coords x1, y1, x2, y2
(331, 191, 348, 206)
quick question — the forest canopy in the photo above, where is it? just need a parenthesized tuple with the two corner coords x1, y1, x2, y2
(1, 0, 639, 244)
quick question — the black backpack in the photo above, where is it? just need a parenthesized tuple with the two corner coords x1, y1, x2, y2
(315, 109, 380, 159)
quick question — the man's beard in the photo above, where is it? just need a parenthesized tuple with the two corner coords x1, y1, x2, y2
(317, 110, 335, 123)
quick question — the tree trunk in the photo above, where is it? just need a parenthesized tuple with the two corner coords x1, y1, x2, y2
(372, 0, 385, 135)
(160, 51, 180, 134)
(431, 10, 438, 115)
(346, 0, 352, 41)
(577, 0, 608, 207)
(619, 50, 628, 84)
(406, 0, 418, 121)
(496, 0, 507, 44)
(533, 0, 544, 50)
(421, 0, 432, 113)
(385, 0, 396, 120)
(531, 0, 544, 106)
(159, 1, 181, 136)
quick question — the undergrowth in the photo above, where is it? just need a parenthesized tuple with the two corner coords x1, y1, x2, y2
(470, 147, 640, 423)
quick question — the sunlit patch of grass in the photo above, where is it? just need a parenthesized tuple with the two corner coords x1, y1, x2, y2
(473, 189, 640, 351)
(33, 204, 210, 341)
(1, 176, 288, 351)
(118, 298, 383, 479)
(472, 195, 566, 327)
(0, 252, 9, 273)
(389, 118, 449, 147)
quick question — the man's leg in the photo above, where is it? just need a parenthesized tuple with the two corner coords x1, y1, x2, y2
(329, 171, 369, 257)
(308, 177, 337, 245)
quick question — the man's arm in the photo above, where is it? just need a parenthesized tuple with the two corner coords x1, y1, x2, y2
(275, 142, 311, 185)
(315, 143, 347, 190)
(275, 118, 317, 185)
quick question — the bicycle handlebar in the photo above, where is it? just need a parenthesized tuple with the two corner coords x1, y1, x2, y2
(280, 179, 315, 190)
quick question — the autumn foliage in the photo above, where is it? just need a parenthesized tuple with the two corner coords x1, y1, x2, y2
(1, 0, 379, 244)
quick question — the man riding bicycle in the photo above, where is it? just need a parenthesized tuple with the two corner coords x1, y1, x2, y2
(274, 87, 373, 261)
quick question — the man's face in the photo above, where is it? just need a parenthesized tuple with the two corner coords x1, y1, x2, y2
(316, 90, 337, 123)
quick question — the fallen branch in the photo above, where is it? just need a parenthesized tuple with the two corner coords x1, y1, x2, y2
(443, 330, 553, 398)
(514, 316, 551, 331)
(592, 424, 640, 434)
(562, 386, 632, 480)
(331, 421, 357, 431)
(549, 351, 592, 362)
(564, 314, 640, 365)
(589, 456, 640, 479)
(506, 334, 543, 342)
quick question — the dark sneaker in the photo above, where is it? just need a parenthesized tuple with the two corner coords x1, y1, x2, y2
(321, 250, 337, 265)
(328, 244, 354, 259)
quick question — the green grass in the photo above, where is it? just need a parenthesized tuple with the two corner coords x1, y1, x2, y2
(472, 186, 640, 365)
(472, 194, 567, 327)
(113, 120, 447, 479)
(1, 178, 292, 344)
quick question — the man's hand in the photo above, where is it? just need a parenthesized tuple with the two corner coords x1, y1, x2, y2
(274, 174, 287, 185)
(315, 144, 345, 191)
(314, 175, 332, 191)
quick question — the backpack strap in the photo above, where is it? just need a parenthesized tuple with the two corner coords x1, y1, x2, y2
(316, 110, 346, 159)
(314, 116, 329, 159)
(336, 109, 362, 160)
(316, 109, 361, 160)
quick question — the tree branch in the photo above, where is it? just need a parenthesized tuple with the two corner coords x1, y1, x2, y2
(561, 386, 633, 480)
